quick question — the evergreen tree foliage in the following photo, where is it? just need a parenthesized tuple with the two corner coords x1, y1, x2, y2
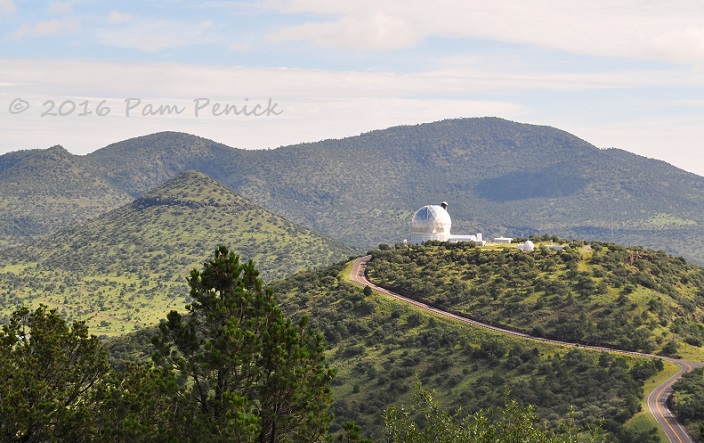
(383, 384, 604, 443)
(0, 305, 109, 442)
(152, 246, 336, 442)
(92, 362, 187, 442)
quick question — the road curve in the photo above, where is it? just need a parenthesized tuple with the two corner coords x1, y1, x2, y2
(350, 255, 704, 443)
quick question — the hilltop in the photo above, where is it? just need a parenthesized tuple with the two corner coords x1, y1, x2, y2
(365, 240, 704, 360)
(0, 145, 132, 249)
(0, 171, 357, 333)
(3, 118, 704, 262)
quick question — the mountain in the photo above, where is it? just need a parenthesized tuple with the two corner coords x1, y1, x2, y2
(0, 145, 132, 249)
(0, 171, 357, 333)
(4, 117, 704, 262)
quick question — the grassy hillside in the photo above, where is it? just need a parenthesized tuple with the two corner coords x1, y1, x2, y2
(81, 119, 704, 264)
(365, 240, 704, 360)
(5, 118, 704, 263)
(104, 259, 667, 442)
(0, 171, 357, 334)
(272, 262, 665, 442)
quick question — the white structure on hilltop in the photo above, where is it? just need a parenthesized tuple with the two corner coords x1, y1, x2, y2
(518, 240, 535, 252)
(410, 202, 484, 245)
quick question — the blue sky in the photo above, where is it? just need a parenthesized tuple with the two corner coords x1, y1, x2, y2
(2, 1, 704, 175)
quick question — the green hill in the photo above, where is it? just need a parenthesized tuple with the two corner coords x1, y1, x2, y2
(103, 258, 667, 442)
(0, 145, 131, 249)
(5, 118, 704, 263)
(365, 240, 704, 360)
(266, 260, 668, 441)
(0, 171, 357, 334)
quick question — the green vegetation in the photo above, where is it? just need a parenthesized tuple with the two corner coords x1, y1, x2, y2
(0, 171, 357, 334)
(273, 261, 664, 442)
(671, 368, 704, 442)
(0, 145, 132, 249)
(96, 252, 669, 442)
(365, 241, 704, 358)
(624, 361, 681, 442)
(0, 305, 110, 442)
(1, 248, 644, 443)
(383, 384, 603, 443)
(6, 118, 704, 264)
(0, 248, 336, 442)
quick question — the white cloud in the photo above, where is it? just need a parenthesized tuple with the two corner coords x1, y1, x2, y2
(229, 41, 253, 51)
(264, 0, 704, 65)
(0, 59, 529, 155)
(11, 18, 79, 38)
(106, 11, 134, 24)
(1, 58, 704, 175)
(0, 0, 15, 16)
(269, 12, 421, 50)
(97, 19, 216, 52)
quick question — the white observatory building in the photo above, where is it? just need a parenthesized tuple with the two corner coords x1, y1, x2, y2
(410, 202, 484, 245)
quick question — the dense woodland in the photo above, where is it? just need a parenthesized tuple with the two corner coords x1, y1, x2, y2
(365, 239, 704, 357)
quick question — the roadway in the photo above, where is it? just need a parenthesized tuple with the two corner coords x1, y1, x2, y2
(349, 255, 704, 443)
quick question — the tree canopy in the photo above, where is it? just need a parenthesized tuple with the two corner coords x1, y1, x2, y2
(152, 245, 336, 442)
(0, 305, 109, 442)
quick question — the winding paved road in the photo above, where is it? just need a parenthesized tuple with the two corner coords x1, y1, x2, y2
(350, 255, 704, 443)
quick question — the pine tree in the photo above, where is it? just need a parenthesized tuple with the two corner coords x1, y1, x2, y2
(0, 305, 109, 442)
(152, 246, 336, 442)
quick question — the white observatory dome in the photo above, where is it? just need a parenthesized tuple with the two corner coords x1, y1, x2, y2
(523, 240, 535, 252)
(410, 205, 452, 243)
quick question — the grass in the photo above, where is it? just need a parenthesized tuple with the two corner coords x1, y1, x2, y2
(286, 258, 662, 440)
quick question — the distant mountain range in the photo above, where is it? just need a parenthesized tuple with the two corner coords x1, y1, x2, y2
(3, 117, 704, 262)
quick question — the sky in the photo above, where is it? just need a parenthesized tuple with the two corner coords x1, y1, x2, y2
(1, 1, 704, 175)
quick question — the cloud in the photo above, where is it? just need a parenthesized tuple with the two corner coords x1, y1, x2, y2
(11, 18, 79, 38)
(269, 12, 421, 50)
(265, 0, 704, 65)
(230, 41, 253, 51)
(0, 0, 16, 16)
(97, 19, 216, 52)
(1, 58, 703, 175)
